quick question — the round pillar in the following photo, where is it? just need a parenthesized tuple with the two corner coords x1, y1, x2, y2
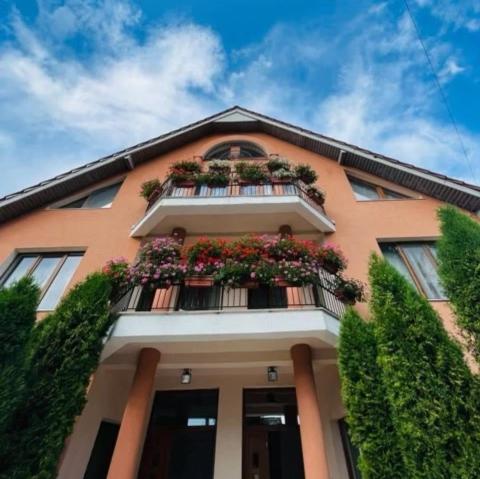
(291, 343, 330, 479)
(107, 347, 160, 479)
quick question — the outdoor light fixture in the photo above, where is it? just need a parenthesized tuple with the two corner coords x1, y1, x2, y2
(267, 366, 278, 382)
(181, 368, 192, 384)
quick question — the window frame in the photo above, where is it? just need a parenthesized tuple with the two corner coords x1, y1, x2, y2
(49, 179, 124, 210)
(348, 175, 411, 201)
(1, 252, 84, 310)
(203, 141, 266, 160)
(380, 242, 445, 300)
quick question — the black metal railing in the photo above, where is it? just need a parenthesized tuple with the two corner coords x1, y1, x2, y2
(113, 269, 346, 318)
(147, 176, 327, 216)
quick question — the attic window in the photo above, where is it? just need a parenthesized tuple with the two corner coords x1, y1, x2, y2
(204, 141, 266, 160)
(59, 183, 122, 209)
(348, 176, 410, 201)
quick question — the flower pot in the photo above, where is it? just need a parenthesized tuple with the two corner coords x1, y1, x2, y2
(174, 180, 196, 187)
(322, 261, 340, 275)
(274, 276, 292, 287)
(334, 289, 356, 305)
(271, 178, 293, 184)
(184, 276, 214, 287)
(307, 192, 325, 206)
(241, 280, 259, 289)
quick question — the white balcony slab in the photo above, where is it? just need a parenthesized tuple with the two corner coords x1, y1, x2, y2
(101, 308, 340, 361)
(130, 195, 335, 236)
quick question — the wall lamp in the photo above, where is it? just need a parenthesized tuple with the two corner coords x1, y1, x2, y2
(267, 366, 278, 382)
(181, 368, 192, 384)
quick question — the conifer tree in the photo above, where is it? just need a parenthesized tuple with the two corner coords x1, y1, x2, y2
(0, 278, 39, 438)
(2, 273, 115, 479)
(339, 308, 406, 479)
(437, 205, 480, 363)
(369, 255, 480, 479)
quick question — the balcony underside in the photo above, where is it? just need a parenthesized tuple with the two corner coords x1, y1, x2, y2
(101, 308, 340, 363)
(130, 196, 336, 236)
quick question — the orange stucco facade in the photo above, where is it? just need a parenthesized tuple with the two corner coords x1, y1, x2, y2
(1, 128, 475, 479)
(0, 131, 462, 328)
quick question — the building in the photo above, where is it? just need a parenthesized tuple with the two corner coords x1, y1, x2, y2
(0, 106, 479, 479)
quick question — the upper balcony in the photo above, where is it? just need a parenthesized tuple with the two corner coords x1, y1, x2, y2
(130, 175, 335, 237)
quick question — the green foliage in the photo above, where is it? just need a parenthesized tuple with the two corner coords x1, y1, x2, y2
(2, 273, 116, 479)
(294, 163, 318, 185)
(339, 309, 406, 479)
(437, 205, 480, 363)
(194, 172, 229, 187)
(266, 157, 290, 172)
(0, 278, 39, 438)
(234, 161, 268, 183)
(369, 254, 480, 479)
(139, 178, 161, 201)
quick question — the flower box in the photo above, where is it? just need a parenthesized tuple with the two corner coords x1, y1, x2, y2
(271, 178, 293, 184)
(174, 180, 196, 187)
(241, 280, 260, 289)
(334, 289, 356, 305)
(274, 276, 292, 287)
(322, 260, 340, 275)
(184, 276, 214, 287)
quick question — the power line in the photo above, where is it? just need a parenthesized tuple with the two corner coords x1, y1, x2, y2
(402, 0, 477, 182)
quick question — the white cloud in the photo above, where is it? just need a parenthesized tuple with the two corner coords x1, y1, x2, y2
(0, 0, 478, 196)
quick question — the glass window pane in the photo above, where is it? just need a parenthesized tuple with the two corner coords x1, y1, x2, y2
(83, 183, 121, 208)
(401, 244, 445, 299)
(380, 244, 417, 287)
(3, 256, 38, 286)
(383, 188, 407, 199)
(350, 179, 380, 200)
(61, 196, 87, 208)
(31, 256, 62, 289)
(38, 255, 82, 310)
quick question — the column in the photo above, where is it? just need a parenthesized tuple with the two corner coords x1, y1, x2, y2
(291, 343, 330, 479)
(107, 348, 160, 479)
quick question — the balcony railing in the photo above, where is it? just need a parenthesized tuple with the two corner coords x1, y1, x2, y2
(113, 269, 346, 318)
(147, 177, 326, 216)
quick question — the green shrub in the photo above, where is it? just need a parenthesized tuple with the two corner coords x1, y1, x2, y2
(234, 162, 268, 183)
(3, 273, 116, 479)
(0, 278, 39, 438)
(339, 309, 406, 479)
(266, 157, 290, 172)
(139, 178, 161, 201)
(294, 164, 318, 185)
(437, 206, 480, 363)
(369, 255, 480, 478)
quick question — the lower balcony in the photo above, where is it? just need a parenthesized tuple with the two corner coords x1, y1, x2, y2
(130, 180, 335, 236)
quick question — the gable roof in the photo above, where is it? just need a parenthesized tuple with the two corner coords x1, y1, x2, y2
(1, 105, 480, 222)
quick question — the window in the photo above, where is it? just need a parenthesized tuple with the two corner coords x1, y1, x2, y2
(60, 183, 121, 209)
(380, 242, 445, 299)
(349, 176, 409, 201)
(338, 419, 362, 479)
(204, 141, 265, 160)
(2, 253, 83, 309)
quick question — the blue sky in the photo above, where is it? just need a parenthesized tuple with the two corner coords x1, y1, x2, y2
(0, 0, 479, 196)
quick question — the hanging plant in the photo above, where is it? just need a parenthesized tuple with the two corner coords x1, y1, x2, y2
(266, 157, 291, 173)
(271, 168, 296, 184)
(168, 160, 202, 186)
(235, 162, 268, 184)
(195, 172, 230, 188)
(294, 164, 318, 185)
(129, 237, 186, 289)
(306, 185, 326, 206)
(102, 257, 130, 298)
(140, 179, 162, 203)
(274, 259, 321, 287)
(318, 243, 347, 274)
(208, 159, 231, 174)
(186, 238, 226, 286)
(334, 277, 365, 305)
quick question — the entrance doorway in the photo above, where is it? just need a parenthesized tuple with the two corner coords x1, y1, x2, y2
(243, 388, 304, 479)
(138, 389, 218, 479)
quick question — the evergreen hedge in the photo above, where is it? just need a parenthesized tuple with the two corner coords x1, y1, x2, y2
(339, 309, 406, 479)
(0, 278, 39, 439)
(2, 273, 115, 479)
(437, 205, 480, 364)
(369, 255, 480, 479)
